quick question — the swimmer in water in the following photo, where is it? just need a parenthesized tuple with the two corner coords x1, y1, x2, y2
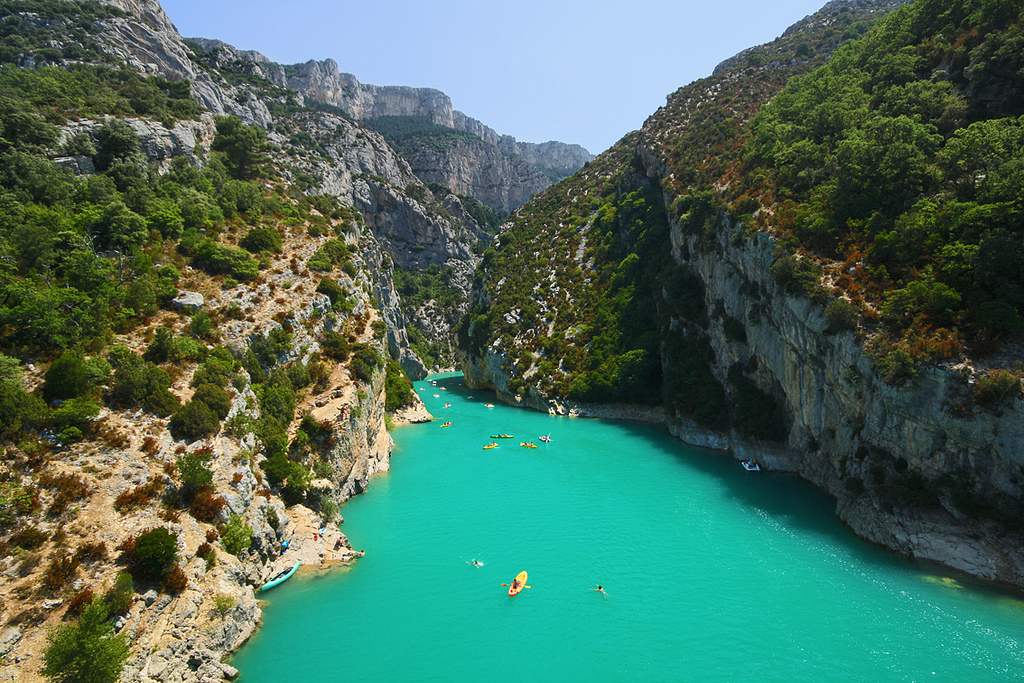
(467, 559, 483, 567)
(591, 584, 606, 594)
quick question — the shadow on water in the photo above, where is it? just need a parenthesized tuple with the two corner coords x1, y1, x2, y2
(594, 420, 926, 573)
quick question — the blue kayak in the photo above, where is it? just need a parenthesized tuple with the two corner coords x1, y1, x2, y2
(260, 561, 300, 592)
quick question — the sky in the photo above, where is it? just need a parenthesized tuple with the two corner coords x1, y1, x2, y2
(158, 0, 831, 155)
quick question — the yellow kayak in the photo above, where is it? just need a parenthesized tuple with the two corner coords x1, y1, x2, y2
(508, 570, 528, 596)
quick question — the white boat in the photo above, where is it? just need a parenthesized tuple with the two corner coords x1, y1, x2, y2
(741, 460, 761, 471)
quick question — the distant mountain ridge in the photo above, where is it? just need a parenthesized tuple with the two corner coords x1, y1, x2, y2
(186, 38, 593, 211)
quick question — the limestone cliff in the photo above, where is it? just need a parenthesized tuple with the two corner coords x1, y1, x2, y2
(658, 210, 1024, 587)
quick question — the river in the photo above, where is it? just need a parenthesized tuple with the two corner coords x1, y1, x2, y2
(231, 373, 1024, 681)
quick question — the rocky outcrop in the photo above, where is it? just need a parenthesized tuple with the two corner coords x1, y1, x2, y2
(60, 115, 217, 170)
(96, 1, 274, 127)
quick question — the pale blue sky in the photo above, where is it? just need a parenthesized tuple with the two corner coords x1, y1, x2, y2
(159, 0, 830, 154)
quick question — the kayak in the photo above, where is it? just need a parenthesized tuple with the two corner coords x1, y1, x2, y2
(260, 561, 300, 592)
(483, 442, 499, 449)
(491, 434, 513, 438)
(509, 570, 528, 596)
(520, 442, 537, 448)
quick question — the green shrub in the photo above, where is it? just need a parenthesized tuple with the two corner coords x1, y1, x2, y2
(220, 514, 252, 556)
(384, 360, 414, 411)
(0, 381, 46, 439)
(256, 416, 288, 459)
(192, 383, 232, 420)
(108, 347, 174, 411)
(249, 326, 291, 368)
(175, 452, 214, 504)
(103, 571, 135, 617)
(972, 370, 1022, 407)
(169, 400, 220, 441)
(349, 344, 383, 383)
(322, 329, 350, 361)
(259, 383, 295, 426)
(129, 528, 178, 581)
(43, 352, 90, 402)
(316, 277, 344, 306)
(239, 226, 282, 253)
(192, 357, 236, 388)
(49, 396, 100, 434)
(192, 239, 259, 281)
(824, 298, 861, 333)
(213, 593, 235, 616)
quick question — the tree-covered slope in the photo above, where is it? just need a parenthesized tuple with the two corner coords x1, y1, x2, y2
(740, 0, 1024, 380)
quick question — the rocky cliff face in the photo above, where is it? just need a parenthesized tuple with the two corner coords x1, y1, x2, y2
(657, 205, 1024, 587)
(403, 137, 553, 212)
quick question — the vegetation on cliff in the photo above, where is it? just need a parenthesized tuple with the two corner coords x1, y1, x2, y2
(457, 2, 902, 431)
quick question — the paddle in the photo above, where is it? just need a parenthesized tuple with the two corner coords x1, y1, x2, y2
(501, 584, 531, 588)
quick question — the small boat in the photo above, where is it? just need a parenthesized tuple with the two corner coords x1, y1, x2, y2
(491, 434, 514, 439)
(483, 442, 499, 450)
(433, 393, 440, 398)
(260, 561, 300, 592)
(508, 570, 528, 596)
(520, 442, 537, 449)
(539, 434, 551, 443)
(441, 422, 453, 427)
(444, 402, 451, 408)
(485, 403, 495, 408)
(741, 460, 761, 471)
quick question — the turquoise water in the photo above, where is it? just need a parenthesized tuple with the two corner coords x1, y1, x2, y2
(232, 373, 1024, 682)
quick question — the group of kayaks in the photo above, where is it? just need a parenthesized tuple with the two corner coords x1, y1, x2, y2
(481, 433, 551, 449)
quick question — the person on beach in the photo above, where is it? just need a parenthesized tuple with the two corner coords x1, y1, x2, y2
(592, 585, 606, 594)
